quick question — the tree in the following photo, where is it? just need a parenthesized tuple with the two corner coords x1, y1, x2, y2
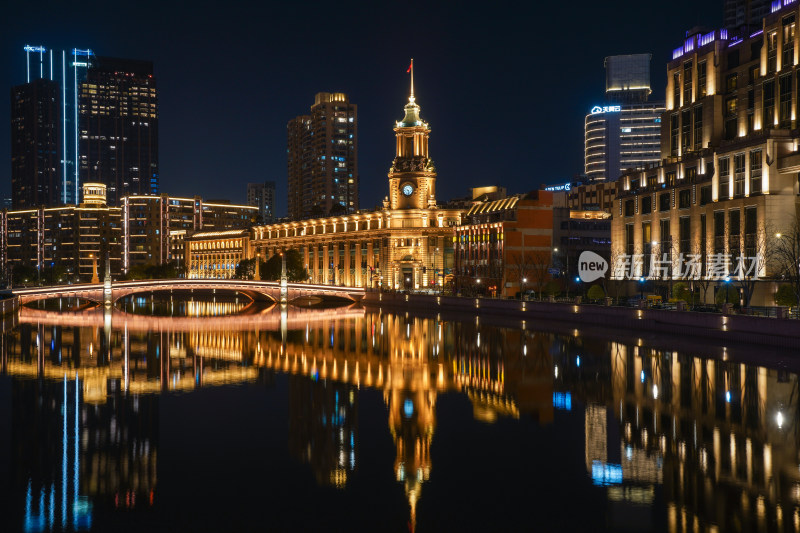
(775, 284, 798, 306)
(604, 248, 629, 304)
(715, 285, 739, 306)
(773, 218, 800, 310)
(671, 282, 694, 303)
(124, 261, 186, 280)
(507, 250, 550, 300)
(235, 258, 266, 280)
(732, 228, 775, 308)
(260, 249, 308, 282)
(587, 284, 605, 301)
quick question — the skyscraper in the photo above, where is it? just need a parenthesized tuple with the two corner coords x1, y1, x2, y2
(79, 57, 159, 205)
(287, 92, 358, 220)
(585, 54, 664, 182)
(723, 0, 771, 29)
(10, 77, 60, 208)
(11, 45, 92, 208)
(247, 181, 276, 224)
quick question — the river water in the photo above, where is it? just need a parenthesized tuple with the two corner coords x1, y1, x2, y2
(0, 291, 798, 532)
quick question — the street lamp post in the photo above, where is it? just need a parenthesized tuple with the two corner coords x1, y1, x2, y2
(639, 276, 645, 302)
(521, 277, 527, 300)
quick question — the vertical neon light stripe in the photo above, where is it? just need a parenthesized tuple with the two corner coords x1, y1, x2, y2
(26, 49, 30, 83)
(49, 50, 53, 80)
(74, 50, 78, 204)
(61, 375, 66, 528)
(73, 375, 78, 530)
(39, 50, 43, 79)
(62, 51, 68, 204)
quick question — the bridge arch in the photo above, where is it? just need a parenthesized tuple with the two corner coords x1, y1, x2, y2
(13, 279, 366, 306)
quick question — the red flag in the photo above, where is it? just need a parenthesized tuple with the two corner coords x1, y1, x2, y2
(407, 61, 412, 73)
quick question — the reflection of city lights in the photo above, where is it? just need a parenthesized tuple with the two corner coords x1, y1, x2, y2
(576, 356, 580, 367)
(640, 370, 645, 383)
(777, 411, 784, 428)
(554, 365, 558, 378)
(726, 391, 732, 403)
(652, 385, 658, 399)
(403, 399, 414, 418)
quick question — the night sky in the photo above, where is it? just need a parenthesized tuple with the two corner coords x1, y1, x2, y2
(3, 0, 720, 217)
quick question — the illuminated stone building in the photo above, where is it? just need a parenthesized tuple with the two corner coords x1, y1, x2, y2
(1, 182, 122, 283)
(453, 191, 554, 298)
(185, 229, 251, 279)
(612, 7, 800, 305)
(253, 69, 462, 290)
(288, 92, 358, 219)
(121, 195, 256, 271)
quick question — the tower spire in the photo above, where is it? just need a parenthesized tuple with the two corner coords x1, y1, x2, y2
(409, 58, 415, 103)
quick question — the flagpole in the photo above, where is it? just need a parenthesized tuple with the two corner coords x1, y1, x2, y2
(410, 58, 415, 103)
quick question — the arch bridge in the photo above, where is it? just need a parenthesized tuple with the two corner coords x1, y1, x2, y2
(12, 279, 365, 305)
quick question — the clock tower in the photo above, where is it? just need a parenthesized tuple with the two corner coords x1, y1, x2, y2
(387, 59, 437, 210)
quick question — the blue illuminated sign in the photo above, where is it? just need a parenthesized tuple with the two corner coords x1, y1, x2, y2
(591, 105, 621, 114)
(544, 182, 571, 192)
(24, 45, 46, 53)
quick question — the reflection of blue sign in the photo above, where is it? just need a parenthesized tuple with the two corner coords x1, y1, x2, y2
(590, 105, 621, 114)
(545, 182, 571, 192)
(553, 392, 572, 411)
(591, 461, 623, 485)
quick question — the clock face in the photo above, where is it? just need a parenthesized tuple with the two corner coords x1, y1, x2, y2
(402, 184, 414, 197)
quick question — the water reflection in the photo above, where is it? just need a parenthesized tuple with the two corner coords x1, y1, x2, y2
(2, 302, 800, 531)
(116, 290, 251, 317)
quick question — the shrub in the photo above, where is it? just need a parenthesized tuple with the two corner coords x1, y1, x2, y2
(672, 282, 693, 303)
(775, 284, 798, 307)
(587, 285, 605, 300)
(544, 281, 561, 297)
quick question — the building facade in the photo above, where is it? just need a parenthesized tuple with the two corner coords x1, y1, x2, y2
(79, 57, 159, 205)
(10, 78, 61, 209)
(1, 183, 122, 283)
(453, 192, 554, 298)
(247, 181, 276, 224)
(612, 9, 800, 305)
(287, 92, 358, 220)
(122, 195, 256, 271)
(185, 229, 251, 279)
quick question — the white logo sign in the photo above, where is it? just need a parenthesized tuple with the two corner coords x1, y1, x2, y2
(590, 105, 621, 114)
(579, 251, 608, 282)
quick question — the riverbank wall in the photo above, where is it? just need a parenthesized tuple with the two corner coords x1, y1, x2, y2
(363, 292, 800, 349)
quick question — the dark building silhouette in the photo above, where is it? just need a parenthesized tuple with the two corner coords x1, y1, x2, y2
(79, 57, 159, 205)
(723, 0, 771, 29)
(287, 93, 358, 220)
(10, 79, 61, 209)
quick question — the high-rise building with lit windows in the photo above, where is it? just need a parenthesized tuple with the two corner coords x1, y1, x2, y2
(79, 57, 159, 205)
(11, 46, 157, 207)
(10, 78, 60, 209)
(247, 181, 276, 224)
(287, 92, 358, 220)
(584, 54, 665, 183)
